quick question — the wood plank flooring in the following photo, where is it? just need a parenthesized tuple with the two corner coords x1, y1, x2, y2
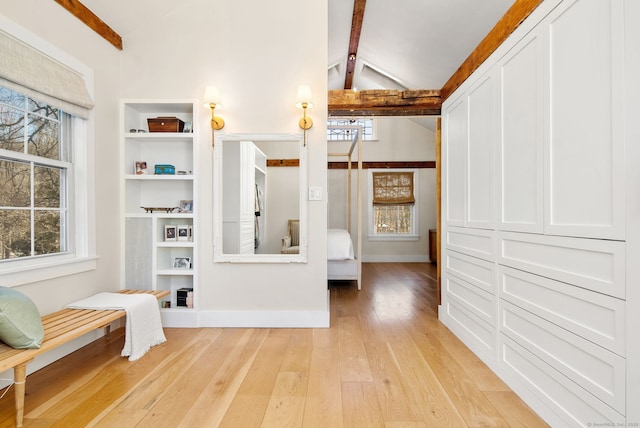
(0, 263, 548, 427)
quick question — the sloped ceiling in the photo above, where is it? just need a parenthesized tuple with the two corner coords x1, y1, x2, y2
(329, 0, 515, 91)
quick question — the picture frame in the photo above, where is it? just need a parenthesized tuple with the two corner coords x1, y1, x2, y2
(173, 257, 191, 269)
(134, 161, 148, 175)
(177, 224, 189, 241)
(183, 121, 193, 133)
(179, 200, 193, 213)
(164, 225, 177, 241)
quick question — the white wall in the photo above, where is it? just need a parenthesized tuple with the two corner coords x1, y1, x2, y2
(0, 0, 327, 385)
(328, 117, 437, 261)
(117, 0, 329, 325)
(0, 1, 123, 374)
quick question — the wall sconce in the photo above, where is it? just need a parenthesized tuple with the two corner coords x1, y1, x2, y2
(203, 85, 225, 147)
(296, 85, 314, 146)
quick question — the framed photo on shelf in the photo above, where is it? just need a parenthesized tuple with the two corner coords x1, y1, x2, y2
(179, 200, 193, 213)
(164, 225, 177, 241)
(177, 225, 189, 241)
(173, 257, 191, 269)
(183, 121, 193, 133)
(134, 161, 148, 175)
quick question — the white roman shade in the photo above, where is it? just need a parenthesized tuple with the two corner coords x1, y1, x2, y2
(0, 30, 94, 119)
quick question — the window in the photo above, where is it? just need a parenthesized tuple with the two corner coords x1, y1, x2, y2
(327, 118, 375, 141)
(368, 169, 418, 240)
(0, 23, 95, 286)
(1, 87, 72, 260)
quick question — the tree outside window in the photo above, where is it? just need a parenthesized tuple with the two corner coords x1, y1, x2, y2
(0, 86, 70, 261)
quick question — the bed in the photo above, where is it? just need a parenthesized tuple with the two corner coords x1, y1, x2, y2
(328, 126, 363, 289)
(328, 228, 359, 285)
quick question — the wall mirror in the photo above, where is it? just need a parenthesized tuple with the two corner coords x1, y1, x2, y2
(213, 133, 308, 263)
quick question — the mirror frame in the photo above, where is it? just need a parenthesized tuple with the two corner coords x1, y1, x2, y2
(213, 133, 308, 263)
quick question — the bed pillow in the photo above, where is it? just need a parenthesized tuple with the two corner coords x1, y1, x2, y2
(0, 286, 44, 349)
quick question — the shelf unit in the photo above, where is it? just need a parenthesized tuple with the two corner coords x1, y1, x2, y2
(120, 100, 198, 327)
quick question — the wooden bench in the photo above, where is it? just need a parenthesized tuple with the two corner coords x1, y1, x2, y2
(0, 289, 169, 427)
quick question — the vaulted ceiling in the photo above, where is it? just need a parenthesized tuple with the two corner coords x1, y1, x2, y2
(66, 0, 517, 125)
(328, 0, 514, 92)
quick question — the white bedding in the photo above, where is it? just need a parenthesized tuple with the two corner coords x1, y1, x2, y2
(327, 228, 355, 260)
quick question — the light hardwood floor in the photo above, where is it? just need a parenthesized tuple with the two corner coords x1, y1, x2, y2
(0, 263, 548, 427)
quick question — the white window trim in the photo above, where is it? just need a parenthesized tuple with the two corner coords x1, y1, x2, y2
(0, 17, 97, 286)
(367, 168, 419, 241)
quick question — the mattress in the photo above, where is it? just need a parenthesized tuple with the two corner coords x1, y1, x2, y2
(327, 228, 355, 260)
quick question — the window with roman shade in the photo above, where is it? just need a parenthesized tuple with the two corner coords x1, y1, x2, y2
(372, 171, 415, 205)
(0, 23, 96, 286)
(369, 169, 418, 239)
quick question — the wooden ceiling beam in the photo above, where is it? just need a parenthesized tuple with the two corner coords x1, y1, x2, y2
(54, 0, 123, 50)
(440, 0, 543, 100)
(329, 161, 435, 170)
(344, 0, 367, 89)
(328, 89, 441, 116)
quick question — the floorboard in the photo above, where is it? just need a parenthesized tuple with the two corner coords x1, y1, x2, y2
(1, 263, 548, 427)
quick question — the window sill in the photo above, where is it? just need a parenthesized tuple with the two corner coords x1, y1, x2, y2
(1, 256, 98, 287)
(368, 234, 419, 242)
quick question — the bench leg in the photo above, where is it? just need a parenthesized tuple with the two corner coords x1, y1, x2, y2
(14, 363, 27, 428)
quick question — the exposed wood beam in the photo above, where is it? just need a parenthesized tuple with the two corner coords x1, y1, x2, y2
(440, 0, 542, 100)
(54, 0, 123, 50)
(329, 89, 441, 116)
(328, 161, 435, 170)
(266, 159, 299, 167)
(344, 0, 367, 89)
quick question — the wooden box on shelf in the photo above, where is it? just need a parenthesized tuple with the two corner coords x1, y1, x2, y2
(147, 116, 185, 132)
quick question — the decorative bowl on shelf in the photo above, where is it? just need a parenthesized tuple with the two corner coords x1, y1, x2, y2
(140, 206, 179, 213)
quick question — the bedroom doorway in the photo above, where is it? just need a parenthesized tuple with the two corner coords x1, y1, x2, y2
(326, 116, 441, 305)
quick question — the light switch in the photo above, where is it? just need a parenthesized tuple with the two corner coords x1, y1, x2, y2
(308, 186, 322, 201)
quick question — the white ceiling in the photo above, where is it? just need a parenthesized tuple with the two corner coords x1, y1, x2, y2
(329, 0, 515, 91)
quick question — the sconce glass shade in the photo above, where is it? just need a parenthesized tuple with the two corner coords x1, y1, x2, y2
(203, 85, 223, 107)
(296, 85, 314, 109)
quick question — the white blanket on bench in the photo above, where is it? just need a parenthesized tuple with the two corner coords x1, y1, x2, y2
(66, 292, 166, 361)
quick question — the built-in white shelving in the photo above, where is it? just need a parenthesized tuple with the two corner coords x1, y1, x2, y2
(120, 99, 198, 327)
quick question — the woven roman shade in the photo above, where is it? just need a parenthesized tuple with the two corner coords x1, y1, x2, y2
(0, 30, 94, 119)
(372, 171, 415, 205)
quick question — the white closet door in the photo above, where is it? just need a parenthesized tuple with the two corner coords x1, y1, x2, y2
(467, 73, 496, 229)
(545, 0, 625, 240)
(444, 96, 467, 227)
(498, 29, 544, 233)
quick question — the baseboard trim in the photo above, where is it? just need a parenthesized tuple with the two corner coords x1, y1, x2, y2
(362, 255, 429, 263)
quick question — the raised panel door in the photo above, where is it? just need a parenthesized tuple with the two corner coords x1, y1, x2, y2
(444, 96, 467, 227)
(499, 31, 544, 233)
(546, 0, 624, 240)
(467, 74, 496, 229)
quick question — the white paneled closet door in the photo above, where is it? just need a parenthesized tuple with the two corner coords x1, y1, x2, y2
(498, 27, 544, 234)
(545, 0, 625, 240)
(444, 96, 467, 227)
(467, 73, 496, 229)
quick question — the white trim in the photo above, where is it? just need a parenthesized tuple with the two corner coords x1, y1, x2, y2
(213, 133, 308, 263)
(362, 254, 429, 263)
(0, 256, 98, 287)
